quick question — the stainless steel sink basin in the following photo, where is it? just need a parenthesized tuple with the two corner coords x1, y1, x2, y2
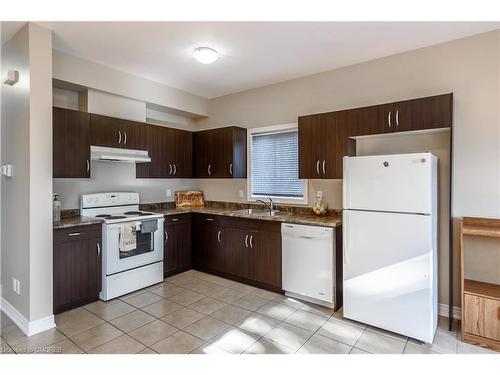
(234, 208, 291, 217)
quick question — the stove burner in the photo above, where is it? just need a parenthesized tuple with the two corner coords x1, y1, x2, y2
(124, 211, 154, 216)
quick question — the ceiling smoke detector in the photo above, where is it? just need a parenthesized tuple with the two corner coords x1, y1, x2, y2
(192, 47, 219, 64)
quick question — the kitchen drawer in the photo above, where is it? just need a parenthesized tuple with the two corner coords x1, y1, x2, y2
(463, 294, 500, 341)
(193, 213, 226, 226)
(54, 224, 102, 244)
(165, 213, 191, 225)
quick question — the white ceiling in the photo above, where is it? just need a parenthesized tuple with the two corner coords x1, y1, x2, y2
(4, 22, 500, 98)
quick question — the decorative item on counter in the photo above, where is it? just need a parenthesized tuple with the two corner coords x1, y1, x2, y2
(312, 195, 328, 216)
(53, 194, 61, 222)
(176, 191, 204, 208)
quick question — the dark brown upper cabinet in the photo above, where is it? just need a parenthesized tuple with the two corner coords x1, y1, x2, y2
(53, 107, 91, 178)
(194, 126, 247, 178)
(90, 113, 141, 150)
(299, 93, 452, 179)
(299, 110, 355, 179)
(136, 124, 193, 178)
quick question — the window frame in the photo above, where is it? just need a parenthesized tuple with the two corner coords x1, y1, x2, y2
(247, 123, 308, 206)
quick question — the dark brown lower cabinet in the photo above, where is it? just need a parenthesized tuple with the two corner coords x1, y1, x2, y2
(192, 214, 282, 291)
(53, 224, 102, 314)
(164, 214, 192, 277)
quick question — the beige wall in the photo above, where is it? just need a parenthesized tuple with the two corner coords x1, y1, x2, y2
(53, 50, 209, 117)
(1, 23, 53, 323)
(1, 23, 31, 318)
(195, 30, 500, 307)
(27, 23, 53, 322)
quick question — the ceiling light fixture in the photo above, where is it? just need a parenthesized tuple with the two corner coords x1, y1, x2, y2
(192, 47, 219, 64)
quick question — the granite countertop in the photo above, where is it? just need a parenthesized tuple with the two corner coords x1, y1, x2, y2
(55, 203, 342, 229)
(157, 206, 342, 228)
(53, 216, 104, 230)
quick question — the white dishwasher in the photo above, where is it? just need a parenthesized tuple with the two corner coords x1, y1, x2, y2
(282, 223, 335, 307)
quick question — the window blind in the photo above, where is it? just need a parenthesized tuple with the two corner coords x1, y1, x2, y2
(251, 130, 304, 198)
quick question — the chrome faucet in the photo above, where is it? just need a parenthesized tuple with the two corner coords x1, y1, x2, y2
(256, 197, 274, 211)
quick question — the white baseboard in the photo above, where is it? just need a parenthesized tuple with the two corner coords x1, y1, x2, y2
(1, 297, 55, 336)
(439, 303, 461, 320)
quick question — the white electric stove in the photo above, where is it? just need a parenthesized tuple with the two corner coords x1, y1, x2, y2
(81, 192, 165, 300)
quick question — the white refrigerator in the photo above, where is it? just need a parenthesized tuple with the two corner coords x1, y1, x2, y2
(342, 152, 438, 343)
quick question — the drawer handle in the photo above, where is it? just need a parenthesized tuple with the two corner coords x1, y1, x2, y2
(68, 232, 81, 236)
(205, 218, 214, 222)
(171, 218, 180, 222)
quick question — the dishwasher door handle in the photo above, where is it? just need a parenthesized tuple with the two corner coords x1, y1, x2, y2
(298, 235, 315, 240)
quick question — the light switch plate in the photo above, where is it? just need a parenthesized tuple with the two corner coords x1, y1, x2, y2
(166, 189, 172, 198)
(0, 164, 13, 177)
(238, 189, 244, 198)
(316, 190, 323, 198)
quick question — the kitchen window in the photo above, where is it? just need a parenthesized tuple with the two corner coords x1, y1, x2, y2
(248, 124, 307, 205)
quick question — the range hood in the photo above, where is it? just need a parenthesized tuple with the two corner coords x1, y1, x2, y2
(90, 146, 151, 163)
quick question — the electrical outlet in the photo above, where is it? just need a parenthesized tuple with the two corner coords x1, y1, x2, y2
(238, 189, 244, 198)
(316, 190, 323, 199)
(166, 189, 172, 198)
(12, 278, 20, 295)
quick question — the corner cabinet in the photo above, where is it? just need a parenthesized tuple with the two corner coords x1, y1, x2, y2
(53, 107, 91, 178)
(194, 126, 247, 178)
(53, 224, 102, 314)
(298, 93, 453, 179)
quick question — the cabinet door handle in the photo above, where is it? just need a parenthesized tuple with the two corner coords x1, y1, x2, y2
(169, 164, 172, 175)
(118, 130, 122, 144)
(249, 235, 253, 248)
(395, 110, 399, 127)
(316, 160, 320, 175)
(322, 160, 326, 175)
(97, 243, 101, 256)
(124, 131, 127, 145)
(68, 232, 81, 236)
(217, 230, 222, 243)
(208, 164, 212, 175)
(165, 231, 168, 242)
(173, 163, 177, 175)
(229, 163, 233, 176)
(86, 159, 90, 173)
(387, 111, 392, 128)
(244, 234, 249, 248)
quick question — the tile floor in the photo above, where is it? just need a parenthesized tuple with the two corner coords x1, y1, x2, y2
(0, 270, 497, 354)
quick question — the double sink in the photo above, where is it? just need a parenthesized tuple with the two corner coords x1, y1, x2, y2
(233, 208, 292, 217)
